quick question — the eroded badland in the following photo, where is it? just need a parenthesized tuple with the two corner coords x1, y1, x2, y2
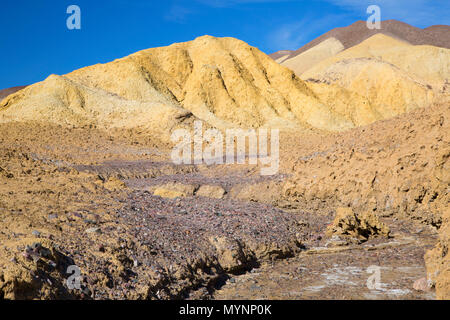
(0, 25, 449, 300)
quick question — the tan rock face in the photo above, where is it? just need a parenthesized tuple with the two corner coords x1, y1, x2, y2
(326, 207, 390, 241)
(153, 188, 186, 199)
(209, 236, 248, 273)
(282, 103, 449, 227)
(413, 277, 433, 292)
(425, 207, 450, 300)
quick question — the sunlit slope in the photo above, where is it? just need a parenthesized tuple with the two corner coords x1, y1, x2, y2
(302, 34, 450, 87)
(281, 37, 345, 75)
(299, 34, 449, 119)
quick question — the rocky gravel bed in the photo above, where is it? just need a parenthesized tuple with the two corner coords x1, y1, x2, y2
(44, 190, 326, 300)
(106, 191, 317, 298)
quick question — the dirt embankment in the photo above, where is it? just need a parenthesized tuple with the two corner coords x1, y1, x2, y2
(281, 103, 448, 225)
(234, 102, 449, 298)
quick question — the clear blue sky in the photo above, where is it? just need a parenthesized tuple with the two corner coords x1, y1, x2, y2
(0, 0, 448, 89)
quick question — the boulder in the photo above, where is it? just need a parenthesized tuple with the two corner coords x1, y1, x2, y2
(153, 182, 198, 199)
(196, 185, 226, 199)
(326, 207, 390, 241)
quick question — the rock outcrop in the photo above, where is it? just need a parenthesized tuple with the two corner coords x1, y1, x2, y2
(326, 207, 390, 241)
(425, 207, 450, 299)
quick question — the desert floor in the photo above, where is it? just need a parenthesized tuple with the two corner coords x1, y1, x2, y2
(1, 101, 447, 299)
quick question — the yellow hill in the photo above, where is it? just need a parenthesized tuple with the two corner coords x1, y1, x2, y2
(0, 36, 359, 132)
(281, 37, 345, 75)
(65, 35, 358, 131)
(306, 82, 381, 127)
(1, 35, 445, 134)
(306, 58, 436, 118)
(302, 33, 450, 88)
(297, 34, 449, 118)
(0, 74, 193, 137)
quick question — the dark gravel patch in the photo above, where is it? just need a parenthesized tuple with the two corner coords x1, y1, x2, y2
(58, 190, 325, 300)
(116, 190, 312, 264)
(126, 170, 290, 193)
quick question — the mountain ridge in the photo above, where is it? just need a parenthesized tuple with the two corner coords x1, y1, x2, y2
(270, 20, 450, 63)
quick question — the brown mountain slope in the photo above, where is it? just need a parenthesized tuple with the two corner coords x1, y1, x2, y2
(272, 20, 450, 62)
(0, 86, 27, 101)
(424, 25, 450, 39)
(270, 50, 293, 61)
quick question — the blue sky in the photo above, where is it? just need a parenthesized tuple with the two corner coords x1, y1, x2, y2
(0, 0, 448, 89)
